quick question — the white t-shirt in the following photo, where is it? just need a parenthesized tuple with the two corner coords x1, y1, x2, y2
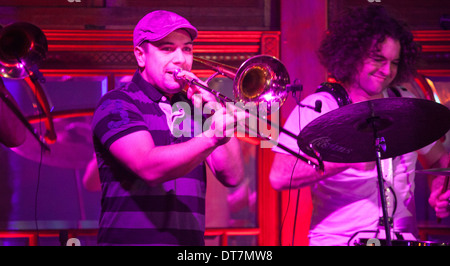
(273, 88, 433, 246)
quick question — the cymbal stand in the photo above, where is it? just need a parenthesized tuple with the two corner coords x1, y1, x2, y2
(369, 115, 392, 246)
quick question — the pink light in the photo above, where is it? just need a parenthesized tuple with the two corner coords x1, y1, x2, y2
(262, 92, 276, 102)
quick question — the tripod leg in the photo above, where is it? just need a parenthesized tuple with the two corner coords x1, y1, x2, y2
(375, 138, 392, 246)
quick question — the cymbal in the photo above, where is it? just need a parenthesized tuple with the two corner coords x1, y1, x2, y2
(11, 115, 94, 169)
(416, 168, 450, 176)
(298, 98, 450, 163)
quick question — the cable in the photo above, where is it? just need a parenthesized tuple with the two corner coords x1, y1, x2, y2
(279, 156, 300, 245)
(10, 55, 46, 246)
(291, 188, 301, 246)
(22, 58, 45, 246)
(34, 134, 43, 246)
(35, 94, 45, 246)
(280, 89, 303, 246)
(290, 87, 305, 246)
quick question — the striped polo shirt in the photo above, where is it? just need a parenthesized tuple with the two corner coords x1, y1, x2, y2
(92, 70, 206, 246)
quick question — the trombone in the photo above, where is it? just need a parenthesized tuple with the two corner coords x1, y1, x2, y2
(175, 55, 324, 171)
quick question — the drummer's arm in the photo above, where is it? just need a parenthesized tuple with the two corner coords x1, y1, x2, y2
(269, 152, 373, 190)
(420, 141, 450, 219)
(420, 140, 449, 188)
(269, 94, 372, 190)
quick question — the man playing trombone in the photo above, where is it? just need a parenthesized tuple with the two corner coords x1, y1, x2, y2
(91, 10, 244, 246)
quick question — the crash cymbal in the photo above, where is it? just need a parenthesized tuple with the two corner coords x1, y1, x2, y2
(415, 168, 450, 175)
(11, 115, 94, 169)
(298, 98, 450, 163)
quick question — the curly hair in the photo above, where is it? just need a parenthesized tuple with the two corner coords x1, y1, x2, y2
(318, 5, 421, 86)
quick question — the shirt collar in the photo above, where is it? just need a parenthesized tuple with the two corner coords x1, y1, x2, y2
(131, 70, 168, 103)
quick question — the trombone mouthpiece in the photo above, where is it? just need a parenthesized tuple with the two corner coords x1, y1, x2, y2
(173, 68, 182, 80)
(173, 68, 196, 86)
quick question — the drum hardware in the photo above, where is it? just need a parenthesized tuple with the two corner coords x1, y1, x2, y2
(378, 217, 394, 228)
(298, 98, 450, 163)
(416, 168, 450, 176)
(354, 238, 450, 246)
(298, 97, 450, 246)
(373, 113, 393, 245)
(349, 230, 449, 246)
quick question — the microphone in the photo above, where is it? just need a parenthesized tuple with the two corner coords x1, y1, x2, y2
(314, 100, 322, 113)
(288, 79, 322, 113)
(298, 100, 322, 113)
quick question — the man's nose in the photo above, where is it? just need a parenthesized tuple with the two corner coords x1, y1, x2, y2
(380, 61, 396, 77)
(172, 48, 186, 64)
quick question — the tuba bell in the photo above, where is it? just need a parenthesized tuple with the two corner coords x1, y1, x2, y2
(0, 22, 48, 79)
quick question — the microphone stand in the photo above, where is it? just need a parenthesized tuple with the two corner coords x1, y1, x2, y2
(368, 104, 392, 246)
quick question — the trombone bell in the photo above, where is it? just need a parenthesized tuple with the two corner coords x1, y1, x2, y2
(194, 55, 290, 114)
(240, 66, 267, 99)
(234, 55, 289, 112)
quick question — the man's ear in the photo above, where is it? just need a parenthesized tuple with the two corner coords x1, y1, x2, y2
(134, 45, 146, 68)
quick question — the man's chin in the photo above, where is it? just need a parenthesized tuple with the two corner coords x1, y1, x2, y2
(161, 85, 183, 95)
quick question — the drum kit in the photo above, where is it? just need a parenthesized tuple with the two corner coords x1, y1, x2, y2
(298, 97, 450, 246)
